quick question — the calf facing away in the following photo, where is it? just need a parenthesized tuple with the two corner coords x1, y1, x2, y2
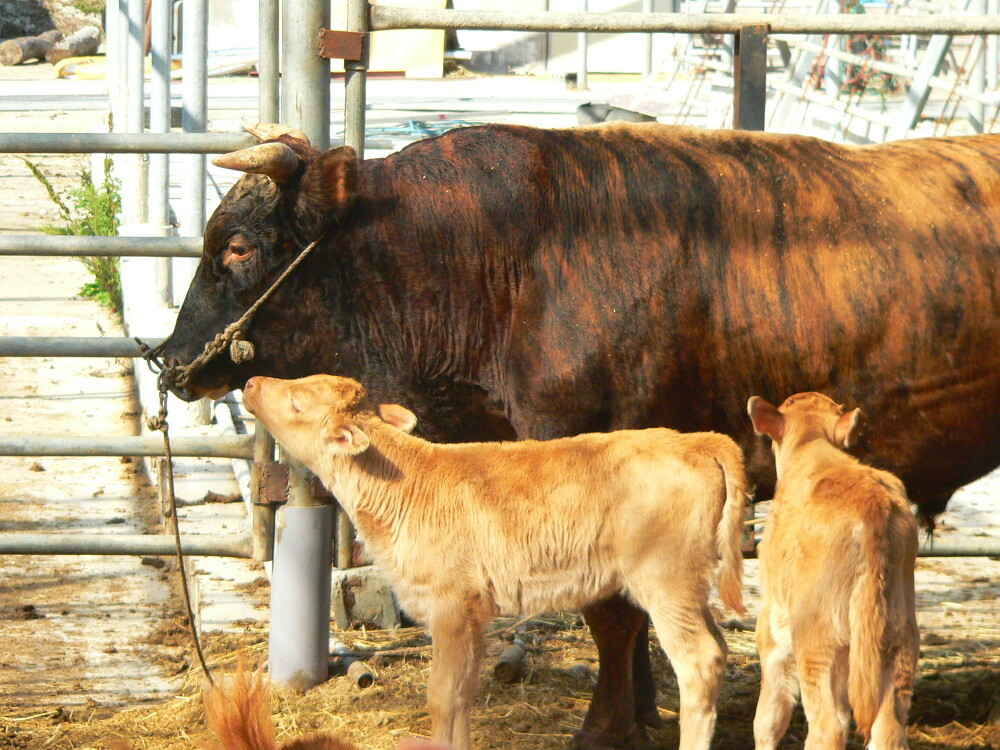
(747, 392, 919, 750)
(244, 374, 748, 750)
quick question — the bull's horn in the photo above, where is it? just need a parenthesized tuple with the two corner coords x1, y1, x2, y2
(245, 122, 310, 145)
(212, 142, 300, 183)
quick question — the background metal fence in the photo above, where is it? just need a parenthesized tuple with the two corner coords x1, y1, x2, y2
(0, 0, 997, 692)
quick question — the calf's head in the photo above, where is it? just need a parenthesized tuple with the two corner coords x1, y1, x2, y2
(161, 128, 359, 400)
(747, 392, 862, 477)
(243, 374, 418, 472)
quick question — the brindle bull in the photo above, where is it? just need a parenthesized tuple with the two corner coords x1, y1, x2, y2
(161, 122, 1000, 748)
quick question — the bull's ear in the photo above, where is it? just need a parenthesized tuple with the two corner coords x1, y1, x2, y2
(322, 416, 370, 455)
(834, 408, 863, 450)
(747, 396, 784, 442)
(379, 404, 418, 433)
(296, 146, 358, 220)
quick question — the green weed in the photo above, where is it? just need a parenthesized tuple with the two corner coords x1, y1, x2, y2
(22, 156, 123, 315)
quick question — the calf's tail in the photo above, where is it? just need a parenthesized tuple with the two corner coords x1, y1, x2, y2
(203, 667, 278, 750)
(848, 515, 890, 742)
(714, 443, 747, 615)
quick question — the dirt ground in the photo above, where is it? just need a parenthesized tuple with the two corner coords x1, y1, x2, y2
(0, 63, 998, 750)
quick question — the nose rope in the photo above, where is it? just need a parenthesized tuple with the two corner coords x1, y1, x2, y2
(136, 237, 322, 390)
(129, 234, 324, 686)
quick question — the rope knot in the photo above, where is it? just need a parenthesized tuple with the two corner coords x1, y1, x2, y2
(229, 331, 256, 364)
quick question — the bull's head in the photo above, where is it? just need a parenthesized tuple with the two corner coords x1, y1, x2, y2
(160, 125, 359, 400)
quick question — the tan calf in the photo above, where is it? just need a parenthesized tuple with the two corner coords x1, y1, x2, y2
(747, 392, 919, 750)
(243, 374, 748, 750)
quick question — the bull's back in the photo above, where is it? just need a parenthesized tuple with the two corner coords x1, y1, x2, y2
(493, 125, 1000, 505)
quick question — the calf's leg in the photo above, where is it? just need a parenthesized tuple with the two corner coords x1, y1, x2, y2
(427, 599, 489, 750)
(796, 643, 850, 750)
(646, 599, 727, 750)
(869, 632, 918, 749)
(575, 594, 649, 749)
(753, 602, 798, 750)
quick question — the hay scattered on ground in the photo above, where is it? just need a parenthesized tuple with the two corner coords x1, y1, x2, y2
(0, 615, 996, 750)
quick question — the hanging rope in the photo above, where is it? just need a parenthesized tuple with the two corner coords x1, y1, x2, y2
(147, 373, 216, 685)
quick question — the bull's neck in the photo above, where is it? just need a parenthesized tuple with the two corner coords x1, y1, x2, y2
(347, 162, 518, 388)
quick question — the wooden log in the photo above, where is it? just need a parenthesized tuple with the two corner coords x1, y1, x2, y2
(493, 636, 527, 683)
(46, 26, 102, 64)
(0, 30, 63, 66)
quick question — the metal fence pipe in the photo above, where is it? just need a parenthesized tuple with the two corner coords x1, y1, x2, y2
(369, 7, 1000, 34)
(281, 0, 331, 150)
(251, 419, 277, 563)
(0, 436, 254, 460)
(0, 236, 202, 257)
(0, 337, 163, 358)
(746, 536, 1000, 559)
(259, 0, 280, 124)
(0, 533, 251, 558)
(0, 132, 256, 155)
(916, 538, 1000, 558)
(180, 0, 209, 307)
(344, 0, 371, 158)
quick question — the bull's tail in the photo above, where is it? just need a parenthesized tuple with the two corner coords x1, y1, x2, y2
(714, 442, 747, 615)
(848, 516, 889, 741)
(203, 666, 278, 750)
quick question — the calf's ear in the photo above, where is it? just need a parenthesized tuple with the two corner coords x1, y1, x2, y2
(747, 396, 784, 442)
(297, 146, 358, 219)
(379, 404, 418, 433)
(322, 417, 371, 455)
(834, 407, 863, 450)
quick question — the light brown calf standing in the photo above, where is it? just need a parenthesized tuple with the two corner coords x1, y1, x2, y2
(747, 392, 919, 750)
(244, 374, 748, 750)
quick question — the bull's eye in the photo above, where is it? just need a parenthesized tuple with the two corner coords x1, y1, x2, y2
(290, 397, 301, 414)
(224, 236, 255, 265)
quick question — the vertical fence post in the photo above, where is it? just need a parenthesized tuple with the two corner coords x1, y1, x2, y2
(268, 458, 333, 690)
(125, 0, 148, 225)
(281, 0, 331, 149)
(344, 0, 370, 158)
(269, 0, 334, 692)
(150, 0, 173, 306)
(177, 0, 208, 306)
(259, 0, 281, 123)
(251, 420, 277, 563)
(733, 24, 769, 131)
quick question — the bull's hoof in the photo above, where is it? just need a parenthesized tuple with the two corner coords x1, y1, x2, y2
(636, 709, 664, 730)
(568, 724, 652, 750)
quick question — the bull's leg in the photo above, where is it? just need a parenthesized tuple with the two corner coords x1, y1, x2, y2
(753, 602, 798, 750)
(646, 601, 727, 750)
(574, 594, 649, 749)
(427, 600, 487, 750)
(632, 620, 664, 729)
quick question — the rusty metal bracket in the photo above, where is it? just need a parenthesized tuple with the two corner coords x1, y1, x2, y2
(318, 29, 364, 61)
(252, 460, 290, 505)
(733, 24, 770, 131)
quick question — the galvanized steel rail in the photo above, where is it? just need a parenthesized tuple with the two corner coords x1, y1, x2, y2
(0, 435, 255, 460)
(0, 337, 159, 358)
(0, 131, 255, 154)
(370, 7, 1000, 34)
(0, 533, 252, 558)
(0, 236, 201, 258)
